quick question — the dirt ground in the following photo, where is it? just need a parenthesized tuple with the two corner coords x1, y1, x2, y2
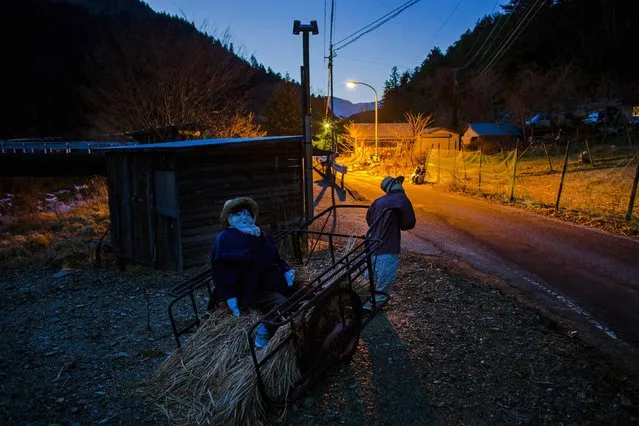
(1, 250, 638, 425)
(1, 178, 638, 425)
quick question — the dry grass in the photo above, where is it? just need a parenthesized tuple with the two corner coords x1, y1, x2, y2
(0, 177, 110, 268)
(142, 310, 301, 426)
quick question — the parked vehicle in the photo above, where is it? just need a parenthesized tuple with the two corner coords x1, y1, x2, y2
(583, 111, 606, 125)
(629, 116, 639, 131)
(525, 113, 552, 128)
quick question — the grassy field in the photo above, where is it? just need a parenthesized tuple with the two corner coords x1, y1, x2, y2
(0, 177, 109, 268)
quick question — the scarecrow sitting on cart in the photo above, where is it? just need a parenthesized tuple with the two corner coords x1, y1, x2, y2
(211, 196, 297, 348)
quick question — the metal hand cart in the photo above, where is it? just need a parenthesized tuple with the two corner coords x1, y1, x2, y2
(167, 204, 397, 404)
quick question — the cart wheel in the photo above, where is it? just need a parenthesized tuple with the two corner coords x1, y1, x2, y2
(289, 287, 362, 401)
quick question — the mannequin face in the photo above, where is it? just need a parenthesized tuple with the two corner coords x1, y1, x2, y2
(228, 208, 255, 229)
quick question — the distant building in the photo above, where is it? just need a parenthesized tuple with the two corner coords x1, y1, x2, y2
(461, 123, 522, 152)
(415, 127, 460, 155)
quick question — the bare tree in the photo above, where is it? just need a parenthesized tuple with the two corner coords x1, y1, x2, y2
(208, 112, 266, 138)
(84, 17, 252, 136)
(405, 112, 433, 164)
(343, 121, 366, 162)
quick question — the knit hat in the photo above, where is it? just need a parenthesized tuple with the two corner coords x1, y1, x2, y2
(380, 176, 405, 193)
(220, 197, 259, 228)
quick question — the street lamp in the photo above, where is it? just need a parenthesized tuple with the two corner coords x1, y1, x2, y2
(346, 80, 378, 159)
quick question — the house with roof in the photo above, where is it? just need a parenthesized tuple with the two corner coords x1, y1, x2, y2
(461, 123, 523, 152)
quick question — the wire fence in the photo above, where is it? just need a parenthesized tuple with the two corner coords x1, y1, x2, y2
(414, 141, 639, 221)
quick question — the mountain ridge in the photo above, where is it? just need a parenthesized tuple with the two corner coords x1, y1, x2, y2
(329, 97, 375, 119)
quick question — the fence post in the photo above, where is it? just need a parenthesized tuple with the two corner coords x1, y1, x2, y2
(478, 143, 483, 192)
(437, 142, 441, 184)
(452, 147, 457, 187)
(626, 126, 634, 150)
(460, 139, 467, 179)
(542, 142, 553, 172)
(626, 161, 639, 221)
(510, 140, 519, 202)
(555, 139, 571, 211)
(584, 138, 594, 167)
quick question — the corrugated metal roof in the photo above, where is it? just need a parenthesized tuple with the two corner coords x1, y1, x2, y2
(98, 135, 301, 151)
(465, 123, 522, 137)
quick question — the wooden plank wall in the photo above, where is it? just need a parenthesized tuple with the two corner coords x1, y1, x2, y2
(177, 139, 304, 269)
(105, 154, 133, 261)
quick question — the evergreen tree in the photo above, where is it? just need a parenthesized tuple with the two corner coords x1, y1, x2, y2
(263, 83, 302, 135)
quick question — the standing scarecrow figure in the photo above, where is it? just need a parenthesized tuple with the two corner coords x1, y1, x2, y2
(364, 176, 416, 311)
(211, 197, 296, 347)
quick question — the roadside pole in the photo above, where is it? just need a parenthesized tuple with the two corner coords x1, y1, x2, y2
(293, 20, 319, 222)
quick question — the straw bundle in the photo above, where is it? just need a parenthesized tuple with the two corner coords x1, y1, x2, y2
(143, 310, 300, 425)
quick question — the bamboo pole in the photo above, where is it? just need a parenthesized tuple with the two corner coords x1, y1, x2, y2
(555, 139, 572, 211)
(584, 138, 594, 167)
(625, 160, 639, 221)
(453, 148, 457, 186)
(437, 142, 441, 184)
(460, 138, 467, 179)
(478, 143, 483, 192)
(510, 140, 519, 202)
(542, 142, 553, 172)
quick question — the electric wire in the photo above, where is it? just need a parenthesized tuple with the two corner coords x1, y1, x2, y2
(477, 0, 544, 78)
(474, 0, 520, 70)
(333, 0, 422, 52)
(454, 0, 502, 70)
(428, 0, 465, 47)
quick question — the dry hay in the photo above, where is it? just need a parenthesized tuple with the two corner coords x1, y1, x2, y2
(142, 310, 300, 425)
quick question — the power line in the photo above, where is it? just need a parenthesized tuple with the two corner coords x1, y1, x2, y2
(428, 0, 465, 47)
(477, 0, 544, 78)
(474, 0, 520, 70)
(333, 0, 422, 52)
(454, 0, 502, 70)
(339, 56, 412, 70)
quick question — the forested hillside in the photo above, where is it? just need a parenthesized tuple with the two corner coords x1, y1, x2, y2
(2, 0, 636, 139)
(0, 0, 288, 139)
(381, 0, 637, 130)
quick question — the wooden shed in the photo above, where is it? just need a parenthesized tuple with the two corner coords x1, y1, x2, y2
(103, 136, 304, 271)
(414, 127, 460, 155)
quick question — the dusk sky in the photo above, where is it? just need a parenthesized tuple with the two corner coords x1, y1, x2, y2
(144, 0, 503, 104)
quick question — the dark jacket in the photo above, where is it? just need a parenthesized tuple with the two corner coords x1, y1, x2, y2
(366, 189, 416, 254)
(211, 228, 290, 307)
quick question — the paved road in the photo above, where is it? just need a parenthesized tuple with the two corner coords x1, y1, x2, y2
(345, 172, 639, 347)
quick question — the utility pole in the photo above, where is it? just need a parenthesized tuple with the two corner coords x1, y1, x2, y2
(293, 20, 319, 222)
